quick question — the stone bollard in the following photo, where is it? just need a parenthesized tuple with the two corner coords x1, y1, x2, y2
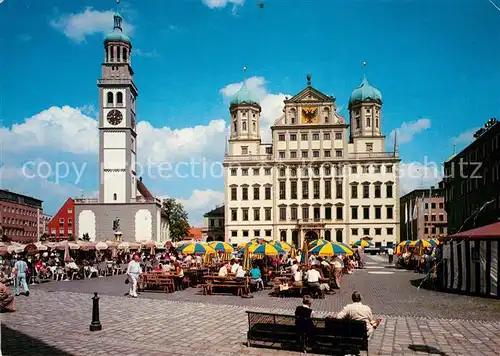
(89, 292, 102, 331)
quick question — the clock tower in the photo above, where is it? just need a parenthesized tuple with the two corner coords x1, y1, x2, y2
(98, 9, 138, 204)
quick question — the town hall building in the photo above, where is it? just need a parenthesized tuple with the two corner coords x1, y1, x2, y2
(74, 11, 169, 242)
(223, 74, 400, 247)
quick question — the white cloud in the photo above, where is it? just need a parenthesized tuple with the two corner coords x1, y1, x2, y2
(399, 161, 442, 196)
(202, 0, 245, 9)
(390, 118, 431, 144)
(51, 7, 134, 43)
(163, 189, 224, 226)
(220, 76, 289, 142)
(451, 127, 480, 145)
(132, 49, 159, 58)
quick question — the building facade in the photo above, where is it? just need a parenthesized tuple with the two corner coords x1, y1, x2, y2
(47, 198, 75, 239)
(444, 118, 500, 234)
(40, 213, 52, 237)
(0, 189, 43, 243)
(223, 75, 400, 247)
(202, 205, 225, 242)
(399, 184, 447, 242)
(74, 11, 169, 243)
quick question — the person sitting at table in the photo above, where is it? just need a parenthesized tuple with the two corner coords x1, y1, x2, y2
(162, 260, 175, 273)
(306, 265, 330, 298)
(249, 264, 264, 290)
(235, 265, 246, 282)
(293, 265, 303, 287)
(231, 259, 240, 274)
(288, 260, 299, 275)
(152, 264, 163, 272)
(218, 263, 230, 277)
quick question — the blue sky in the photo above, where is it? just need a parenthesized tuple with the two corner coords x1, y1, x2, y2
(1, 0, 499, 225)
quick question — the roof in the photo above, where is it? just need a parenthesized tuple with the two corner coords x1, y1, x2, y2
(446, 222, 500, 240)
(230, 81, 259, 106)
(204, 205, 224, 217)
(137, 178, 154, 200)
(349, 75, 382, 105)
(186, 227, 203, 241)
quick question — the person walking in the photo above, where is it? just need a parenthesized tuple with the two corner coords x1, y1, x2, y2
(387, 246, 394, 264)
(14, 258, 29, 296)
(126, 253, 142, 298)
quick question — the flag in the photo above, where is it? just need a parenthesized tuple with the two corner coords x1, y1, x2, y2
(404, 203, 408, 223)
(420, 193, 425, 217)
(412, 202, 418, 220)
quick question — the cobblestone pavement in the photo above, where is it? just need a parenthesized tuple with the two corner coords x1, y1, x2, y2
(2, 256, 500, 355)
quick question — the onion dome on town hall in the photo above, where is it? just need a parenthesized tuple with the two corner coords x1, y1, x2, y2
(104, 11, 131, 45)
(349, 74, 382, 106)
(230, 67, 260, 106)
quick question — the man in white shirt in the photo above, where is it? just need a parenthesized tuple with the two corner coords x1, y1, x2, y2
(231, 259, 240, 274)
(126, 254, 142, 298)
(332, 291, 381, 338)
(290, 260, 299, 274)
(387, 247, 394, 264)
(218, 263, 229, 277)
(235, 266, 246, 281)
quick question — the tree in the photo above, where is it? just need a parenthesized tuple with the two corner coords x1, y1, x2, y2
(162, 198, 190, 242)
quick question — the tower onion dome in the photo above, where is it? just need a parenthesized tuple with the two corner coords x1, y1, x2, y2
(230, 81, 259, 106)
(349, 75, 382, 105)
(104, 12, 131, 45)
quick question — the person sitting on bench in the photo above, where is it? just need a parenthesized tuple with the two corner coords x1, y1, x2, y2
(249, 264, 264, 290)
(329, 291, 381, 338)
(295, 296, 316, 348)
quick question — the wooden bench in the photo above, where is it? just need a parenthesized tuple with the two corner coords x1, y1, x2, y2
(202, 281, 246, 296)
(138, 274, 174, 293)
(246, 311, 369, 355)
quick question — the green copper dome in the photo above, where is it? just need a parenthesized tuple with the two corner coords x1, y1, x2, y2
(230, 82, 259, 105)
(349, 75, 382, 105)
(104, 12, 130, 44)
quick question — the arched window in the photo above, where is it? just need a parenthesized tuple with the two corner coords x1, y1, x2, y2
(366, 118, 371, 127)
(336, 229, 343, 242)
(116, 92, 123, 105)
(107, 92, 114, 105)
(356, 118, 360, 129)
(280, 230, 287, 242)
(105, 48, 109, 62)
(376, 118, 379, 128)
(325, 230, 331, 241)
(110, 46, 114, 61)
(291, 117, 295, 124)
(252, 122, 256, 132)
(233, 121, 237, 133)
(242, 121, 247, 131)
(113, 193, 117, 201)
(123, 47, 127, 62)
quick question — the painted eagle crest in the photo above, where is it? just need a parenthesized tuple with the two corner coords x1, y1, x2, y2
(302, 108, 317, 123)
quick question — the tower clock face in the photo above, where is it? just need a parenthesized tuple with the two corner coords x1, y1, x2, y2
(107, 110, 123, 125)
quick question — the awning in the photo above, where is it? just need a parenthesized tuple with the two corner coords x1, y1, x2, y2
(446, 222, 500, 240)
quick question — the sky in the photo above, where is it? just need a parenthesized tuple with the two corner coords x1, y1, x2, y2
(0, 0, 499, 226)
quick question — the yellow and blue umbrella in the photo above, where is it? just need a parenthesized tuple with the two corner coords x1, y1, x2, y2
(242, 244, 251, 271)
(429, 238, 440, 246)
(398, 240, 411, 248)
(338, 242, 354, 253)
(180, 242, 216, 255)
(410, 239, 432, 248)
(251, 243, 285, 256)
(270, 240, 293, 251)
(300, 241, 309, 265)
(309, 239, 328, 247)
(310, 242, 353, 256)
(353, 239, 374, 247)
(209, 241, 233, 253)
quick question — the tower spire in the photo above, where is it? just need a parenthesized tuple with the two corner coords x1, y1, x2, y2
(243, 66, 247, 81)
(361, 61, 368, 84)
(114, 0, 123, 31)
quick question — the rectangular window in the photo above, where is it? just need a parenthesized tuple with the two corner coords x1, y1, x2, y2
(265, 230, 272, 237)
(375, 228, 381, 235)
(242, 168, 248, 176)
(290, 133, 297, 141)
(374, 165, 381, 173)
(386, 206, 393, 219)
(302, 181, 309, 199)
(351, 185, 358, 199)
(363, 206, 370, 219)
(210, 219, 215, 227)
(253, 230, 260, 237)
(253, 186, 260, 200)
(302, 168, 309, 177)
(374, 185, 381, 198)
(231, 169, 237, 176)
(352, 228, 358, 236)
(324, 150, 331, 158)
(424, 215, 429, 221)
(265, 147, 272, 154)
(279, 181, 286, 199)
(431, 202, 436, 209)
(335, 150, 343, 157)
(431, 227, 436, 234)
(313, 151, 320, 158)
(363, 166, 369, 173)
(302, 207, 309, 220)
(335, 132, 342, 140)
(291, 168, 297, 177)
(301, 133, 308, 140)
(351, 206, 358, 219)
(363, 228, 370, 236)
(363, 185, 369, 198)
(324, 180, 331, 199)
(243, 230, 249, 237)
(279, 151, 285, 159)
(313, 207, 320, 220)
(265, 208, 272, 221)
(253, 208, 260, 221)
(290, 151, 297, 158)
(291, 181, 297, 199)
(265, 187, 271, 200)
(386, 165, 393, 173)
(431, 214, 436, 222)
(301, 150, 308, 158)
(291, 207, 297, 220)
(324, 133, 330, 140)
(439, 202, 444, 209)
(336, 206, 343, 220)
(439, 214, 444, 221)
(279, 207, 286, 221)
(242, 209, 249, 221)
(424, 227, 429, 234)
(312, 133, 319, 140)
(279, 134, 285, 141)
(387, 228, 394, 235)
(253, 168, 259, 176)
(336, 181, 343, 198)
(375, 206, 381, 219)
(280, 168, 286, 177)
(231, 209, 237, 221)
(351, 166, 357, 174)
(325, 207, 332, 220)
(313, 180, 320, 199)
(386, 185, 393, 198)
(242, 187, 248, 200)
(231, 187, 237, 200)
(265, 168, 271, 175)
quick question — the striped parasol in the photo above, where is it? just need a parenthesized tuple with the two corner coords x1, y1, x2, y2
(251, 243, 285, 256)
(242, 244, 251, 271)
(300, 241, 309, 265)
(410, 239, 432, 248)
(309, 242, 353, 256)
(270, 240, 293, 252)
(353, 239, 374, 247)
(309, 239, 329, 248)
(180, 242, 216, 255)
(209, 241, 233, 253)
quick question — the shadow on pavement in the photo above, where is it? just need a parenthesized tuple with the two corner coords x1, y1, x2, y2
(1, 324, 73, 356)
(408, 344, 448, 355)
(410, 277, 439, 291)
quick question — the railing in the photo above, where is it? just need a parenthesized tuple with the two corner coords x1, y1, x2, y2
(74, 198, 98, 204)
(297, 218, 326, 225)
(74, 197, 159, 204)
(224, 154, 273, 162)
(97, 79, 138, 92)
(348, 152, 397, 159)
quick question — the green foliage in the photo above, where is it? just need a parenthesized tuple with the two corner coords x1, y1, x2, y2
(162, 198, 190, 242)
